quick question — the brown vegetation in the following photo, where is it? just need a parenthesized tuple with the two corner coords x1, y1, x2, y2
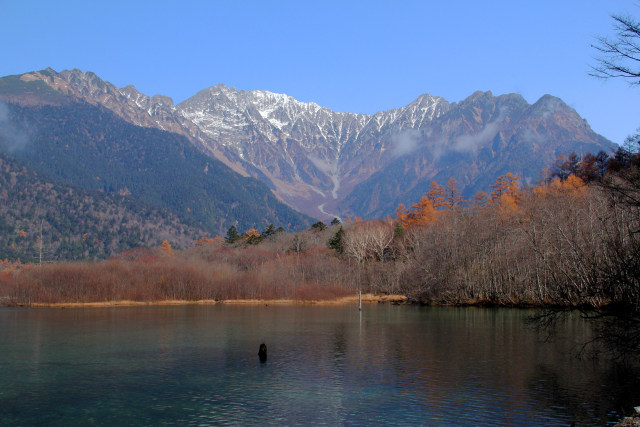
(1, 148, 639, 358)
(0, 236, 357, 305)
(1, 168, 634, 309)
(0, 166, 636, 308)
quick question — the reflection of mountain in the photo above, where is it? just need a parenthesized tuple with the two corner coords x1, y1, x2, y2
(4, 68, 615, 220)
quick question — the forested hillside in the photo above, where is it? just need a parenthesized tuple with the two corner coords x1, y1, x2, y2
(0, 90, 313, 236)
(0, 153, 208, 261)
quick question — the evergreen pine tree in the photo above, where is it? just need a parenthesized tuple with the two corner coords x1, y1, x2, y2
(328, 226, 345, 254)
(225, 225, 240, 244)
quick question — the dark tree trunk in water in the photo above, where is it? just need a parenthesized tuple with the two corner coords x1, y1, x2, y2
(258, 343, 267, 362)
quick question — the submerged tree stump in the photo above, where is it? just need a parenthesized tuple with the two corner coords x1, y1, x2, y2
(258, 343, 267, 362)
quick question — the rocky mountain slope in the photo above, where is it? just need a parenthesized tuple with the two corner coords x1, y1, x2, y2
(9, 68, 616, 219)
(0, 73, 313, 239)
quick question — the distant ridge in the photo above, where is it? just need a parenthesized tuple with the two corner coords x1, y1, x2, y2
(3, 68, 616, 220)
(0, 71, 315, 241)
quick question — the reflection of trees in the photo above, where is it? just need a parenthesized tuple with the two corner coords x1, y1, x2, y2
(378, 308, 640, 424)
(331, 323, 346, 373)
(374, 308, 559, 422)
(528, 365, 594, 425)
(528, 362, 640, 425)
(8, 305, 640, 424)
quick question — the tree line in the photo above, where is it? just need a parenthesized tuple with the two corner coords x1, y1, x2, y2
(1, 141, 638, 357)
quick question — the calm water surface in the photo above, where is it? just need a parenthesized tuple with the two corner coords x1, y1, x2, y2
(1, 304, 638, 425)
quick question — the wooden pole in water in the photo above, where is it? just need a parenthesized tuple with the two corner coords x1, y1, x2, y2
(39, 220, 43, 267)
(358, 290, 362, 311)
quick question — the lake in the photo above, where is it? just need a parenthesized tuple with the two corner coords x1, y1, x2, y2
(1, 304, 638, 425)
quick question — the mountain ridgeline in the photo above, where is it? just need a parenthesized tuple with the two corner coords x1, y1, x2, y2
(5, 68, 613, 220)
(0, 72, 313, 245)
(1, 101, 311, 231)
(0, 68, 617, 261)
(178, 86, 614, 219)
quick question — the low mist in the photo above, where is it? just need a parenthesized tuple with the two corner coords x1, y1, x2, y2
(391, 129, 421, 157)
(0, 101, 29, 153)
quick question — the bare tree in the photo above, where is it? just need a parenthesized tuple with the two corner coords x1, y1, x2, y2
(367, 220, 395, 262)
(342, 225, 369, 264)
(590, 7, 640, 85)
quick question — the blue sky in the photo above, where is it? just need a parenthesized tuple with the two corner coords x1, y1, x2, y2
(2, 1, 638, 145)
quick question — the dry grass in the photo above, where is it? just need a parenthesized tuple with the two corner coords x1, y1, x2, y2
(18, 294, 406, 308)
(0, 243, 360, 306)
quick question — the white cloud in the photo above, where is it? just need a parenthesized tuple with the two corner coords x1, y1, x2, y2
(0, 101, 29, 153)
(452, 109, 506, 153)
(391, 128, 421, 157)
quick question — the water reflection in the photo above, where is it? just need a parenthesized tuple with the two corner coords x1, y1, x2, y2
(0, 305, 638, 425)
(529, 361, 640, 425)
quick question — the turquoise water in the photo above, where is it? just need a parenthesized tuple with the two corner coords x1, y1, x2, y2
(0, 305, 638, 425)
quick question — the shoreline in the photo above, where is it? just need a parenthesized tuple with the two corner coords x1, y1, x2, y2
(7, 293, 408, 309)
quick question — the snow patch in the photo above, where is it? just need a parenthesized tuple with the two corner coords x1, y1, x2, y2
(268, 118, 288, 129)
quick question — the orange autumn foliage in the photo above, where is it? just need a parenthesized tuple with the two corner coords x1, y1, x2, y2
(243, 228, 261, 241)
(490, 173, 520, 202)
(443, 177, 465, 209)
(496, 194, 522, 219)
(0, 259, 22, 274)
(533, 175, 586, 198)
(195, 237, 216, 246)
(405, 196, 437, 226)
(427, 181, 446, 208)
(395, 203, 408, 224)
(473, 190, 490, 208)
(551, 174, 586, 195)
(160, 240, 173, 255)
(488, 174, 523, 220)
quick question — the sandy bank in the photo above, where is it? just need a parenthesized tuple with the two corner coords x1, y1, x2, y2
(20, 294, 408, 309)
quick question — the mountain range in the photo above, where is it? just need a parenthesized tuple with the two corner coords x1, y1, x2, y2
(0, 70, 314, 260)
(1, 68, 615, 233)
(8, 68, 614, 220)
